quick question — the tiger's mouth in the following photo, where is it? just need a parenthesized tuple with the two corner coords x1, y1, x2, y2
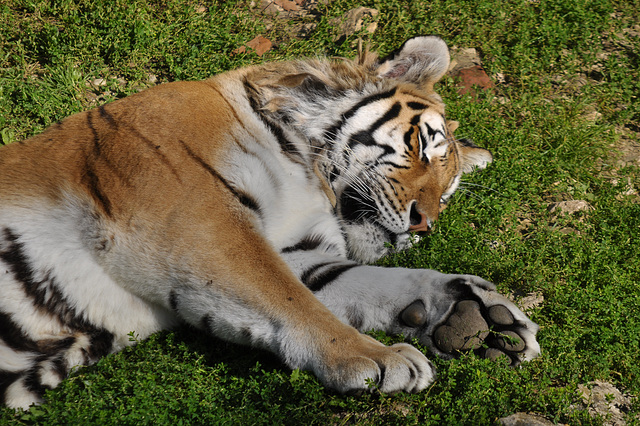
(339, 187, 431, 238)
(408, 203, 430, 233)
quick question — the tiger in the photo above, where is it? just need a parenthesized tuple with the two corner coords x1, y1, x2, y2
(0, 36, 540, 410)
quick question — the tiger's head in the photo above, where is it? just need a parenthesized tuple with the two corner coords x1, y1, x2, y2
(249, 36, 493, 263)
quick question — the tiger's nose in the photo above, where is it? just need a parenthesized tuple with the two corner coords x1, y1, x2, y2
(408, 204, 431, 232)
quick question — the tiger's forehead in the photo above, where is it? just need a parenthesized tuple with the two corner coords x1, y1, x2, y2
(341, 90, 445, 134)
(333, 88, 452, 165)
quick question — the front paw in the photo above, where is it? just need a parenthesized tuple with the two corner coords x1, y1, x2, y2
(317, 334, 436, 394)
(399, 276, 540, 365)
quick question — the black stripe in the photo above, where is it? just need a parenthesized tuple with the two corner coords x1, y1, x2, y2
(201, 314, 213, 333)
(303, 263, 358, 292)
(243, 80, 303, 159)
(0, 228, 114, 349)
(0, 230, 77, 328)
(347, 131, 376, 148)
(82, 165, 113, 217)
(237, 193, 261, 212)
(0, 310, 40, 353)
(0, 370, 22, 406)
(458, 138, 479, 148)
(403, 126, 415, 151)
(24, 365, 49, 395)
(376, 362, 386, 387)
(169, 290, 179, 313)
(369, 102, 402, 134)
(424, 122, 443, 140)
(127, 126, 182, 182)
(410, 114, 421, 126)
(345, 102, 402, 158)
(39, 337, 76, 357)
(86, 111, 101, 157)
(300, 262, 333, 286)
(281, 235, 325, 253)
(86, 329, 115, 360)
(51, 355, 69, 380)
(347, 131, 397, 160)
(324, 88, 398, 141)
(407, 101, 427, 110)
(179, 140, 261, 213)
(345, 306, 364, 330)
(98, 105, 117, 128)
(0, 311, 79, 386)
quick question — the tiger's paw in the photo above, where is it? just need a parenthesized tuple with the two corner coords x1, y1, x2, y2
(318, 335, 436, 395)
(399, 276, 540, 365)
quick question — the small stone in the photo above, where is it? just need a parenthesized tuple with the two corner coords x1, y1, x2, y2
(448, 47, 482, 74)
(518, 292, 544, 313)
(547, 200, 594, 215)
(274, 0, 300, 11)
(498, 413, 557, 426)
(92, 78, 107, 87)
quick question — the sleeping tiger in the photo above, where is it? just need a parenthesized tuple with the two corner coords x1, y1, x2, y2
(0, 36, 540, 409)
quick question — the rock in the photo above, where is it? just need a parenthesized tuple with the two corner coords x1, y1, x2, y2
(274, 0, 300, 11)
(547, 200, 594, 215)
(498, 413, 559, 426)
(91, 78, 108, 88)
(518, 292, 544, 313)
(448, 47, 494, 96)
(456, 65, 494, 96)
(448, 47, 482, 74)
(578, 381, 634, 426)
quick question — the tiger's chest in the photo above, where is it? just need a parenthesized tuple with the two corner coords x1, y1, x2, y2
(218, 128, 347, 258)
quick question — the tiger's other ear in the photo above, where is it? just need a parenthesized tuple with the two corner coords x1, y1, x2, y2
(458, 139, 493, 173)
(376, 36, 450, 90)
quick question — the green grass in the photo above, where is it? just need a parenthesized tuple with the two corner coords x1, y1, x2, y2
(1, 0, 639, 424)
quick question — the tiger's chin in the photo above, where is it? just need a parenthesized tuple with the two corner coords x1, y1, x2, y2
(343, 222, 422, 263)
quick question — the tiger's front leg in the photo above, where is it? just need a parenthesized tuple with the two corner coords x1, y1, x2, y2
(141, 220, 437, 395)
(283, 251, 540, 366)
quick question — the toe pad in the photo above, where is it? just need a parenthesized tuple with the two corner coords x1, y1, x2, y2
(433, 301, 489, 353)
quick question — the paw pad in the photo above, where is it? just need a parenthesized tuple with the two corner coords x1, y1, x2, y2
(488, 305, 514, 325)
(433, 300, 489, 352)
(400, 300, 428, 327)
(432, 300, 528, 365)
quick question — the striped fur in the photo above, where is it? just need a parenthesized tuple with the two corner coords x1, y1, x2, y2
(0, 36, 538, 409)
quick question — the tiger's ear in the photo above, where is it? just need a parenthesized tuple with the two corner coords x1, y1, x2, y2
(458, 139, 493, 173)
(376, 36, 450, 90)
